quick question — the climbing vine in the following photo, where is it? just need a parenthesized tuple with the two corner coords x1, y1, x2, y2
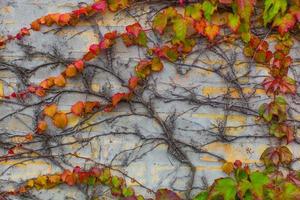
(0, 0, 300, 199)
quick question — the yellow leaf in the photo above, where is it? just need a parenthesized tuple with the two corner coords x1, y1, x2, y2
(27, 179, 34, 188)
(222, 162, 234, 175)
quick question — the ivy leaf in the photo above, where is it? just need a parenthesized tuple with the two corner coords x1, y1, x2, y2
(107, 0, 129, 12)
(122, 187, 135, 197)
(54, 75, 66, 87)
(204, 24, 220, 41)
(172, 17, 187, 41)
(92, 1, 107, 12)
(155, 189, 182, 200)
(209, 178, 237, 200)
(249, 171, 270, 199)
(227, 13, 240, 32)
(263, 0, 287, 26)
(272, 14, 296, 35)
(126, 22, 143, 37)
(202, 0, 217, 21)
(136, 31, 147, 47)
(71, 101, 85, 116)
(61, 170, 75, 186)
(52, 112, 68, 129)
(128, 76, 139, 90)
(74, 60, 85, 72)
(65, 64, 78, 77)
(112, 93, 128, 106)
(84, 101, 100, 114)
(193, 191, 208, 200)
(219, 0, 233, 4)
(44, 104, 57, 118)
(151, 57, 164, 72)
(185, 3, 202, 20)
(153, 13, 168, 34)
(222, 162, 234, 175)
(237, 179, 252, 199)
(37, 120, 48, 134)
(58, 14, 71, 26)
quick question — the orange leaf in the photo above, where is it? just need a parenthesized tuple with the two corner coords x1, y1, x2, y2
(52, 112, 68, 129)
(204, 24, 220, 41)
(49, 13, 60, 24)
(37, 120, 48, 134)
(71, 101, 85, 116)
(25, 133, 34, 141)
(35, 87, 46, 97)
(128, 76, 139, 90)
(58, 14, 71, 26)
(83, 52, 96, 61)
(40, 77, 54, 89)
(104, 31, 118, 40)
(61, 170, 76, 186)
(54, 75, 66, 87)
(31, 20, 41, 31)
(44, 104, 58, 117)
(84, 101, 100, 113)
(112, 93, 127, 106)
(195, 20, 207, 35)
(74, 60, 84, 72)
(65, 64, 78, 77)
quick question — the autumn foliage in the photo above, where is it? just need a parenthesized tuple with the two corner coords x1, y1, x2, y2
(1, 0, 300, 199)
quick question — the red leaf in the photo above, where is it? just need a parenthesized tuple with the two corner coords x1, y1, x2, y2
(112, 93, 128, 106)
(89, 44, 100, 55)
(20, 28, 30, 36)
(72, 8, 88, 16)
(219, 0, 233, 4)
(92, 1, 107, 12)
(126, 23, 143, 37)
(104, 31, 118, 40)
(128, 76, 139, 90)
(156, 189, 182, 200)
(8, 148, 15, 155)
(74, 60, 85, 72)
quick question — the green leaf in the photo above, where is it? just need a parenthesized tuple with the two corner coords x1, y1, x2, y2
(172, 17, 187, 41)
(202, 1, 216, 21)
(249, 171, 270, 199)
(122, 186, 135, 197)
(193, 191, 208, 200)
(111, 176, 122, 188)
(275, 96, 287, 105)
(153, 13, 168, 34)
(209, 178, 237, 200)
(280, 182, 300, 200)
(185, 3, 202, 20)
(228, 13, 240, 32)
(237, 180, 252, 198)
(136, 31, 147, 46)
(88, 176, 96, 186)
(263, 0, 287, 26)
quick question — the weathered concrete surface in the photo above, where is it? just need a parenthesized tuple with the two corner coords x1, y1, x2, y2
(0, 1, 300, 200)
